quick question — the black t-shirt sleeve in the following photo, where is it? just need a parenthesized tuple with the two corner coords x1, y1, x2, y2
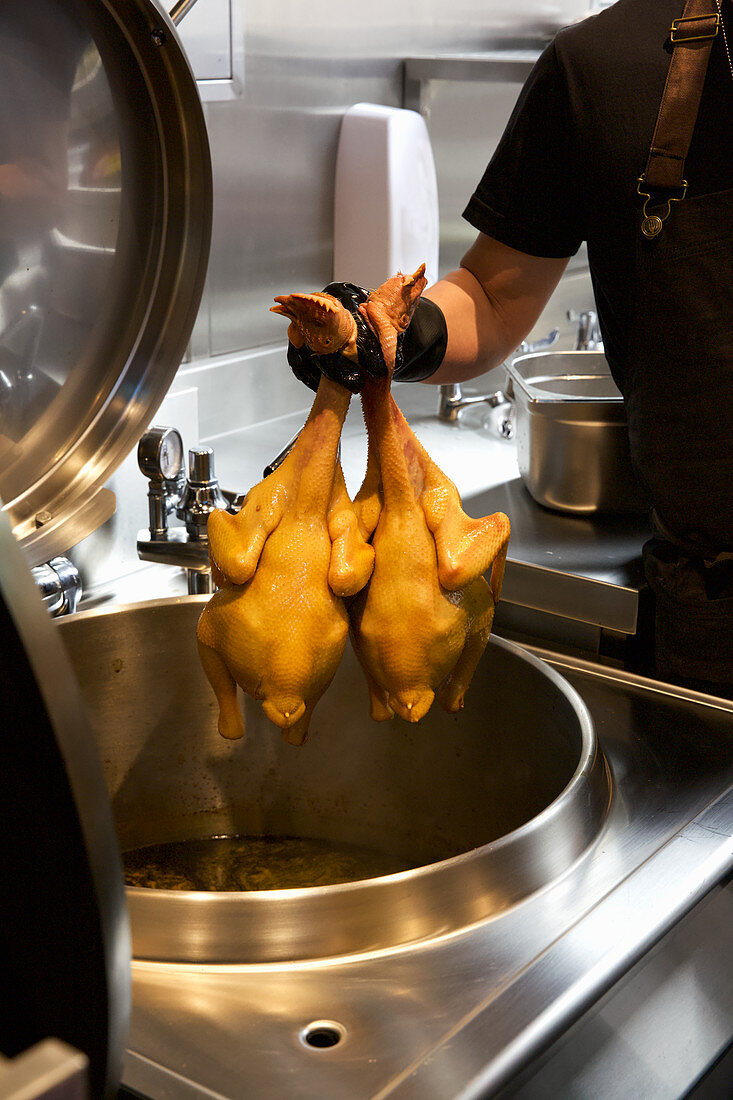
(463, 41, 585, 259)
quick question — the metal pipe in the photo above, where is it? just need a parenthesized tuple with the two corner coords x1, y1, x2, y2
(169, 0, 202, 26)
(188, 569, 215, 595)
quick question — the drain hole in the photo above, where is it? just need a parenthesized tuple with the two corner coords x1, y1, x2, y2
(300, 1021, 345, 1050)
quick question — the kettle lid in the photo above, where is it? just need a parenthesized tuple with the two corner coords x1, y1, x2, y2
(0, 0, 212, 566)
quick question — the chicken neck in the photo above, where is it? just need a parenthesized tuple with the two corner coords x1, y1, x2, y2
(279, 375, 352, 515)
(359, 378, 426, 512)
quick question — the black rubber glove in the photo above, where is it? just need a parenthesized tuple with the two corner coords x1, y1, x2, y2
(286, 282, 448, 392)
(287, 282, 385, 394)
(394, 295, 448, 382)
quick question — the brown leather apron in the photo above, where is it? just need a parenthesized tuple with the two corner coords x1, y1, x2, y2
(628, 0, 733, 687)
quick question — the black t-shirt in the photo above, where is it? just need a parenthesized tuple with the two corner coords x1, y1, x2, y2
(463, 0, 733, 392)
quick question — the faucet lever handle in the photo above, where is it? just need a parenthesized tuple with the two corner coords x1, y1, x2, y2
(177, 447, 229, 538)
(517, 326, 560, 357)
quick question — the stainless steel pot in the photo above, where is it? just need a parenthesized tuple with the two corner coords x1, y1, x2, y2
(506, 351, 651, 515)
(57, 596, 610, 964)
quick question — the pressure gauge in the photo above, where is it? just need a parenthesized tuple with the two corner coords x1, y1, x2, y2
(137, 426, 184, 482)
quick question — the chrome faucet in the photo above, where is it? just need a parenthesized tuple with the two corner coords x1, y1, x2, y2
(136, 424, 334, 595)
(137, 426, 234, 594)
(568, 309, 603, 351)
(437, 382, 509, 423)
(437, 327, 560, 423)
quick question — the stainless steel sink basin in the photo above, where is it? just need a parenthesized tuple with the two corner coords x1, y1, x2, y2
(58, 596, 609, 963)
(507, 351, 650, 515)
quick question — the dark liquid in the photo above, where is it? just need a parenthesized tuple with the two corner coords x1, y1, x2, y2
(123, 834, 413, 891)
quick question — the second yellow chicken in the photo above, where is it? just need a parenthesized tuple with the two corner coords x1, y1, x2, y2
(349, 266, 510, 722)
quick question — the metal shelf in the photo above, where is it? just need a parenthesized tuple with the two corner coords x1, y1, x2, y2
(403, 49, 543, 112)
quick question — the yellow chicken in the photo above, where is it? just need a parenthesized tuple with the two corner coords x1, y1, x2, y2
(349, 266, 510, 722)
(197, 293, 374, 745)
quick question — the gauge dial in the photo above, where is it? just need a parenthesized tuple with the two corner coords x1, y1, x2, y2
(159, 431, 184, 480)
(138, 426, 184, 481)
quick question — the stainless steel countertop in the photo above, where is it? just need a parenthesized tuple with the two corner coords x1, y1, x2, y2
(210, 382, 653, 636)
(467, 478, 651, 634)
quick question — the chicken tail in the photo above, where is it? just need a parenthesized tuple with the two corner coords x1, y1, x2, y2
(388, 687, 435, 724)
(262, 696, 307, 730)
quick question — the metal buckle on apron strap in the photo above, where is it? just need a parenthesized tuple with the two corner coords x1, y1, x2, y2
(636, 0, 718, 239)
(636, 177, 688, 239)
(670, 13, 720, 42)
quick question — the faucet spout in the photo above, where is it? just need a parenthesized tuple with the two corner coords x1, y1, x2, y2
(437, 383, 508, 423)
(568, 309, 603, 351)
(437, 327, 560, 423)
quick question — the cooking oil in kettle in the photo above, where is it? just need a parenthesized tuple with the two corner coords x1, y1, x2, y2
(123, 834, 414, 892)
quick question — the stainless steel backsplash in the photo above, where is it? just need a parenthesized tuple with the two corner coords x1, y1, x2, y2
(185, 0, 590, 364)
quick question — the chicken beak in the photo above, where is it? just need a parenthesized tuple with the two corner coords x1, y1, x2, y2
(270, 298, 298, 322)
(271, 293, 356, 356)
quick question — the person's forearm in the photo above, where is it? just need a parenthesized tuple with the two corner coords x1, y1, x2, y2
(423, 267, 515, 385)
(422, 234, 570, 386)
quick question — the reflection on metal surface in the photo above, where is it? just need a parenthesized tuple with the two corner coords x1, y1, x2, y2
(30, 555, 82, 616)
(100, 622, 730, 1100)
(504, 885, 733, 1099)
(0, 0, 211, 566)
(58, 596, 608, 964)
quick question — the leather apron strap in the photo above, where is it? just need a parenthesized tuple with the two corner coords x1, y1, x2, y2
(637, 0, 720, 237)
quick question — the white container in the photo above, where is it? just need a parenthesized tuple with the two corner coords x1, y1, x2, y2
(333, 102, 439, 289)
